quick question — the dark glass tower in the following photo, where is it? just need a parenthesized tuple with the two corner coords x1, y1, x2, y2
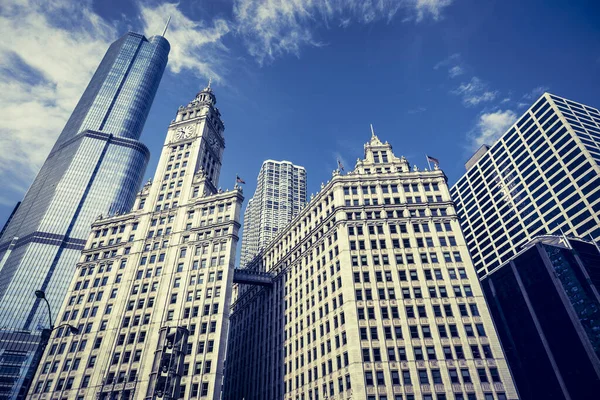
(481, 235, 600, 400)
(0, 32, 169, 399)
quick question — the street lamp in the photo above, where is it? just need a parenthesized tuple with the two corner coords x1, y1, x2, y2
(35, 290, 53, 330)
(22, 290, 80, 397)
(34, 290, 79, 336)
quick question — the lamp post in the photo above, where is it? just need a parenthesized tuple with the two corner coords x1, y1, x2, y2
(20, 290, 80, 398)
(34, 289, 80, 337)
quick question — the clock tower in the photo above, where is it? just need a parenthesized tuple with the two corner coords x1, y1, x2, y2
(142, 81, 226, 210)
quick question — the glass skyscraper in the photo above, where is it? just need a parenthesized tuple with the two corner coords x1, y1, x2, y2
(240, 160, 306, 266)
(0, 32, 169, 399)
(451, 93, 600, 278)
(481, 235, 600, 400)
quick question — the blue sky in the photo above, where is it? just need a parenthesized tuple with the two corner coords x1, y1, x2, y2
(1, 0, 599, 231)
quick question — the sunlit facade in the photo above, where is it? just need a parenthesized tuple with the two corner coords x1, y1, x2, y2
(225, 134, 519, 400)
(28, 84, 244, 400)
(0, 32, 169, 399)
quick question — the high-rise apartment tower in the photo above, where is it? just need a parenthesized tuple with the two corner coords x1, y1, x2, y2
(451, 93, 600, 277)
(0, 32, 169, 399)
(28, 83, 243, 400)
(225, 133, 519, 400)
(240, 160, 306, 266)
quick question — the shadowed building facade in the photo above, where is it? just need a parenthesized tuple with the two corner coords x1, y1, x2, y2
(225, 133, 519, 400)
(0, 32, 169, 399)
(28, 84, 243, 400)
(481, 236, 600, 400)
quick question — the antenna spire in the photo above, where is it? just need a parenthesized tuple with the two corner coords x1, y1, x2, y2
(207, 77, 212, 89)
(370, 124, 376, 138)
(162, 16, 171, 37)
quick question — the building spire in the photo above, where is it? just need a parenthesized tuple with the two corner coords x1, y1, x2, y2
(162, 16, 171, 37)
(370, 124, 376, 138)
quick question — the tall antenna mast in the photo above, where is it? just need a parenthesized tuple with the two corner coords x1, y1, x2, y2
(162, 16, 172, 37)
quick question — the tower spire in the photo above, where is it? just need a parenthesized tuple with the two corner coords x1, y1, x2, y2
(370, 124, 376, 138)
(162, 16, 171, 37)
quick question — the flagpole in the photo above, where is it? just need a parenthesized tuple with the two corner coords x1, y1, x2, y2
(425, 155, 432, 170)
(558, 228, 572, 249)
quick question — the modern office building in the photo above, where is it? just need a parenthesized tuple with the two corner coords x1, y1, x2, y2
(451, 93, 600, 278)
(28, 83, 244, 400)
(225, 133, 519, 400)
(0, 32, 169, 399)
(481, 235, 600, 400)
(240, 160, 306, 266)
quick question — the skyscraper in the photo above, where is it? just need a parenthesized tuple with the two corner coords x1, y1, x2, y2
(481, 235, 600, 400)
(28, 83, 244, 400)
(225, 133, 519, 400)
(450, 93, 600, 278)
(240, 160, 306, 266)
(0, 32, 169, 399)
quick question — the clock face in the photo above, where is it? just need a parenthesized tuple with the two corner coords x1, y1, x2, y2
(175, 126, 193, 140)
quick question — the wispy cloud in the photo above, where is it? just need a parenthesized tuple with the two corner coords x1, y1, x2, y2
(408, 107, 427, 114)
(453, 77, 498, 106)
(139, 2, 231, 81)
(434, 53, 464, 78)
(468, 110, 518, 150)
(0, 0, 115, 205)
(233, 0, 454, 64)
(0, 0, 233, 208)
(413, 0, 454, 22)
(448, 65, 464, 78)
(522, 85, 549, 100)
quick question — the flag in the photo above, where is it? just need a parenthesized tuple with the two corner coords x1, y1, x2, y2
(426, 155, 440, 165)
(236, 175, 246, 184)
(337, 159, 344, 171)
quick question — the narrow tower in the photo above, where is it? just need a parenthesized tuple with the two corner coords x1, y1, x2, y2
(240, 160, 306, 266)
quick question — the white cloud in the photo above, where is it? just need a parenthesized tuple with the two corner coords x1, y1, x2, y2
(233, 0, 453, 64)
(139, 2, 231, 81)
(0, 0, 233, 208)
(434, 53, 464, 78)
(522, 85, 549, 100)
(413, 0, 454, 22)
(469, 110, 518, 150)
(453, 77, 498, 106)
(448, 65, 464, 78)
(0, 0, 116, 205)
(408, 106, 427, 114)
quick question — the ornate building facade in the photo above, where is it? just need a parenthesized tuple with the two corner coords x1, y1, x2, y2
(0, 31, 170, 399)
(225, 133, 519, 400)
(240, 160, 307, 266)
(27, 84, 243, 400)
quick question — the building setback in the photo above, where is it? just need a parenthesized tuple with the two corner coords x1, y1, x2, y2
(481, 235, 600, 400)
(451, 93, 600, 278)
(225, 133, 519, 400)
(0, 31, 169, 399)
(28, 84, 243, 400)
(240, 160, 306, 267)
